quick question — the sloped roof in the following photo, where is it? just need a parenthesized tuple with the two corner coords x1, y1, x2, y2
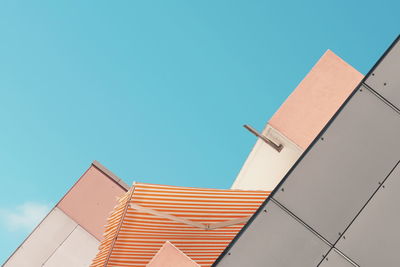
(147, 241, 200, 267)
(91, 183, 269, 267)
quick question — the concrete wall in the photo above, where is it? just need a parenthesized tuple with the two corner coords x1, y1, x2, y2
(3, 161, 128, 267)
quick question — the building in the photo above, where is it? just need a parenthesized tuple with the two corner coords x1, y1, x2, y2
(3, 161, 128, 267)
(232, 50, 362, 191)
(90, 183, 268, 266)
(214, 36, 400, 266)
(5, 35, 392, 266)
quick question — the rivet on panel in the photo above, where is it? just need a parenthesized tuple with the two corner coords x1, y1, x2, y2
(281, 188, 285, 192)
(372, 73, 375, 76)
(384, 82, 387, 86)
(263, 209, 267, 213)
(228, 252, 231, 256)
(321, 137, 324, 141)
(383, 185, 386, 189)
(359, 88, 363, 92)
(325, 257, 329, 261)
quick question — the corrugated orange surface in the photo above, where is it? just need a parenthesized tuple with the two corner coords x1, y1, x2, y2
(91, 183, 269, 267)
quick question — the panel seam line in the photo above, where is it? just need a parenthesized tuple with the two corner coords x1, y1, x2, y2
(363, 83, 400, 115)
(41, 224, 78, 266)
(270, 198, 332, 247)
(318, 160, 400, 266)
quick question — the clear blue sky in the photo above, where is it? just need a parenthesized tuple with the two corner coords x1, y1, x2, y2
(0, 0, 398, 263)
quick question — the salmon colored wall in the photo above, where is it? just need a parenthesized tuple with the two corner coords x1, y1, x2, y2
(269, 50, 363, 149)
(147, 241, 200, 267)
(57, 165, 127, 240)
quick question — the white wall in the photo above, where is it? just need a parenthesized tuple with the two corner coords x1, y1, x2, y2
(4, 207, 100, 267)
(231, 125, 303, 191)
(43, 225, 99, 267)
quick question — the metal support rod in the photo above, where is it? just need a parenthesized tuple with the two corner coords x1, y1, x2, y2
(129, 203, 251, 230)
(130, 203, 207, 229)
(243, 124, 283, 152)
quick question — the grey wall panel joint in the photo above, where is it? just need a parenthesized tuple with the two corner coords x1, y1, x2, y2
(274, 86, 400, 244)
(213, 36, 400, 267)
(214, 201, 330, 267)
(365, 37, 400, 111)
(335, 161, 400, 267)
(319, 248, 359, 267)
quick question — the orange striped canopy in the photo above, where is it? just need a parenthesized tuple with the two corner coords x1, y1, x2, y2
(91, 183, 269, 267)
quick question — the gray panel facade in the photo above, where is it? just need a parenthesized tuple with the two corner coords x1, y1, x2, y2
(319, 249, 356, 267)
(274, 85, 400, 243)
(335, 162, 400, 267)
(214, 36, 400, 267)
(365, 41, 400, 110)
(216, 201, 330, 267)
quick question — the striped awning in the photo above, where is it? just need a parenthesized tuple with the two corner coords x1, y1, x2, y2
(91, 183, 269, 267)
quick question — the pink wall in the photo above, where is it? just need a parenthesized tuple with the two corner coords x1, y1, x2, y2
(269, 50, 363, 149)
(57, 163, 128, 240)
(147, 241, 200, 267)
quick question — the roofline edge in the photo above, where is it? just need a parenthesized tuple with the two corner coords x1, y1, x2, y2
(92, 160, 130, 191)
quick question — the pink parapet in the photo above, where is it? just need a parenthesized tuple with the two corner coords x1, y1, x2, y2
(269, 50, 363, 149)
(57, 161, 128, 240)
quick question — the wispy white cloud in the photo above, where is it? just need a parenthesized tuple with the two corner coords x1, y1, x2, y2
(0, 202, 50, 232)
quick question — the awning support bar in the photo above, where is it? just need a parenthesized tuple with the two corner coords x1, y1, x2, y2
(129, 203, 250, 230)
(244, 124, 283, 152)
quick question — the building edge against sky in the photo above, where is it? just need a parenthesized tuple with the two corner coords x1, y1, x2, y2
(231, 49, 363, 191)
(3, 161, 128, 267)
(90, 49, 363, 267)
(214, 35, 400, 267)
(3, 48, 364, 266)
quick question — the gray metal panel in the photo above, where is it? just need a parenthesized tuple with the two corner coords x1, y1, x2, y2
(335, 162, 400, 267)
(274, 86, 400, 243)
(215, 201, 330, 267)
(319, 249, 355, 267)
(365, 40, 400, 109)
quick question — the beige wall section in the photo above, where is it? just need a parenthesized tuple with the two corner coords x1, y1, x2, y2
(232, 125, 303, 191)
(43, 225, 99, 267)
(57, 163, 128, 240)
(4, 208, 79, 267)
(269, 50, 363, 149)
(147, 241, 200, 267)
